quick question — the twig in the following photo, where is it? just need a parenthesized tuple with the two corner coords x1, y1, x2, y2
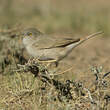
(103, 71, 110, 78)
(49, 67, 73, 76)
(84, 88, 96, 104)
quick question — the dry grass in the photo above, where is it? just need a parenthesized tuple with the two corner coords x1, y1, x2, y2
(0, 55, 110, 109)
(0, 0, 110, 109)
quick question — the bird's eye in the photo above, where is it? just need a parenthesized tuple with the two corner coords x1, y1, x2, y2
(27, 32, 32, 36)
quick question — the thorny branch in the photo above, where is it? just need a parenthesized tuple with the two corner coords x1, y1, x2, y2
(16, 60, 109, 106)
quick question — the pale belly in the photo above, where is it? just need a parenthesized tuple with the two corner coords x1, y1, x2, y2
(26, 46, 61, 61)
(26, 44, 75, 61)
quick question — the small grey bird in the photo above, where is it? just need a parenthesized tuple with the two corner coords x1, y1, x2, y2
(21, 28, 103, 64)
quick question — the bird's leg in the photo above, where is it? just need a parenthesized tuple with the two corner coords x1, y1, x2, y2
(38, 60, 58, 68)
(46, 61, 59, 68)
(54, 61, 59, 67)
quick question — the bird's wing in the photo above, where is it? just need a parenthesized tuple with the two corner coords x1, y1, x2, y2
(32, 35, 80, 49)
(49, 38, 80, 48)
(32, 31, 103, 49)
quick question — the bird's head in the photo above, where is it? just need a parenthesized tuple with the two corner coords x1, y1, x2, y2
(21, 28, 43, 46)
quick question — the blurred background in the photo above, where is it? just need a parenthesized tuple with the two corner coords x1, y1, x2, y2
(0, 0, 109, 35)
(0, 1, 110, 109)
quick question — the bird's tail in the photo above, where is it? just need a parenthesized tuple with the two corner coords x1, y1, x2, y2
(66, 31, 104, 53)
(78, 31, 104, 46)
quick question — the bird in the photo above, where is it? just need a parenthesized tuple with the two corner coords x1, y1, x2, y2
(21, 28, 103, 66)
